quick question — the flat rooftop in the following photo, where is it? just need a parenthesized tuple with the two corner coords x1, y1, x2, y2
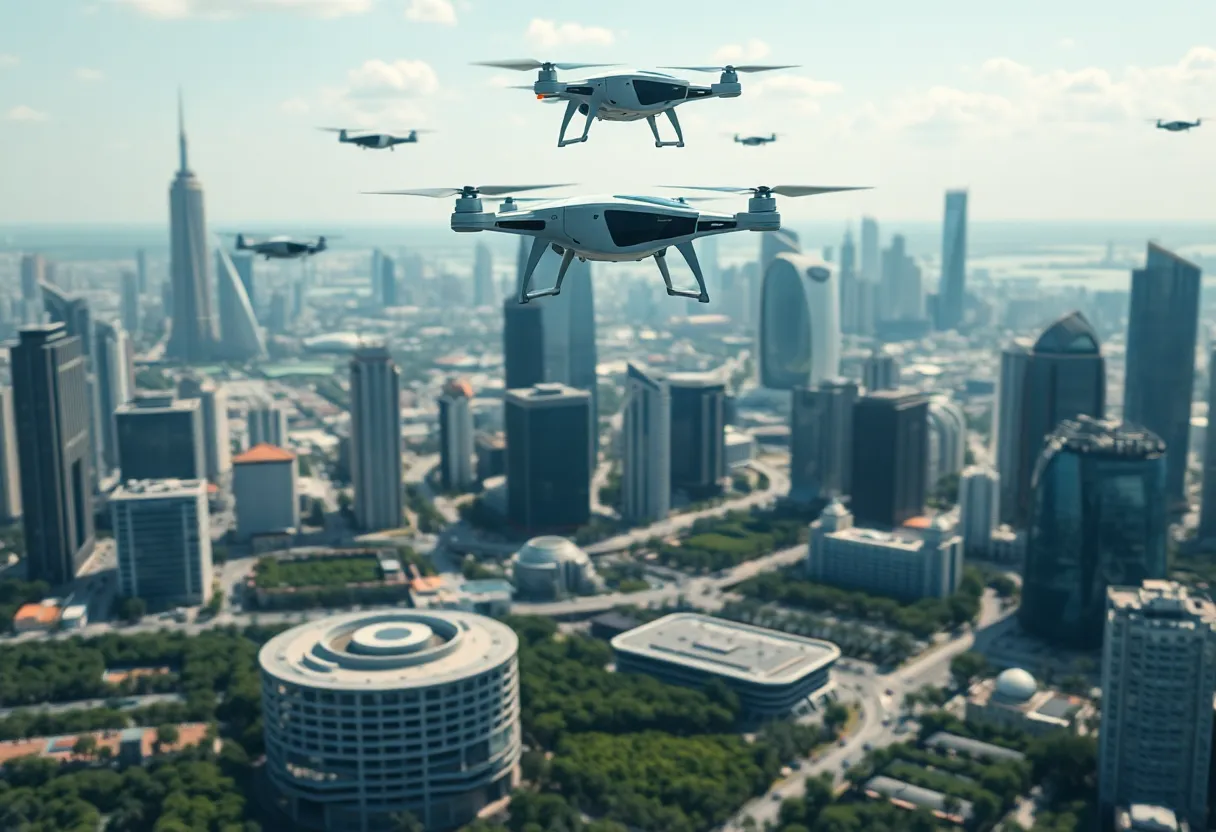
(612, 612, 839, 687)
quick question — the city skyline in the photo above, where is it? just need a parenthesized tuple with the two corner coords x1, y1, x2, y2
(2, 0, 1216, 223)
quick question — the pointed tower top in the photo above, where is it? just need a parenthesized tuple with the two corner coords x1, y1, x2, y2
(177, 87, 190, 173)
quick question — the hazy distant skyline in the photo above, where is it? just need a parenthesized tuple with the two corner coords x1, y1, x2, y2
(3, 0, 1216, 224)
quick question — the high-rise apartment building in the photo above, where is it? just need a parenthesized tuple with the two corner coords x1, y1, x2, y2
(350, 344, 403, 531)
(120, 271, 140, 336)
(759, 253, 841, 390)
(958, 466, 999, 558)
(0, 388, 22, 522)
(862, 348, 900, 392)
(12, 324, 95, 585)
(177, 375, 231, 486)
(166, 95, 216, 362)
(438, 379, 476, 491)
(937, 190, 968, 330)
(669, 372, 727, 499)
(112, 478, 212, 606)
(622, 362, 671, 524)
(1100, 581, 1216, 830)
(115, 395, 206, 483)
(1021, 417, 1168, 649)
(789, 380, 857, 503)
(502, 300, 545, 390)
(850, 388, 929, 529)
(1124, 243, 1202, 514)
(504, 383, 592, 533)
(993, 338, 1032, 525)
(94, 320, 134, 473)
(473, 242, 495, 307)
(1200, 345, 1216, 542)
(247, 398, 289, 449)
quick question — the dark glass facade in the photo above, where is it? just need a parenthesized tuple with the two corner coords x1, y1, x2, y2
(849, 389, 929, 529)
(505, 385, 591, 533)
(1020, 417, 1167, 649)
(502, 300, 545, 390)
(669, 376, 726, 499)
(115, 402, 205, 482)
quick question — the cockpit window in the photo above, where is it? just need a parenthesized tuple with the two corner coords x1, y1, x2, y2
(633, 79, 687, 106)
(604, 210, 697, 247)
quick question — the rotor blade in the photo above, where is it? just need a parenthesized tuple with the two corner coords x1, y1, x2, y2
(659, 64, 799, 74)
(733, 64, 800, 73)
(474, 59, 618, 71)
(659, 185, 754, 194)
(362, 184, 577, 199)
(660, 66, 727, 73)
(478, 184, 576, 196)
(770, 185, 871, 197)
(364, 188, 462, 198)
(317, 126, 372, 134)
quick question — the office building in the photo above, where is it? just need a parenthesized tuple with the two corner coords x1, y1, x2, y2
(1005, 312, 1107, 528)
(612, 612, 840, 720)
(502, 299, 545, 390)
(760, 229, 800, 277)
(115, 395, 205, 482)
(807, 501, 963, 601)
(438, 379, 476, 491)
(232, 443, 299, 539)
(1124, 244, 1202, 513)
(860, 217, 880, 282)
(350, 343, 403, 531)
(862, 347, 899, 391)
(260, 610, 521, 831)
(378, 254, 397, 307)
(926, 396, 967, 490)
(0, 389, 21, 522)
(247, 398, 289, 449)
(12, 325, 94, 585)
(511, 535, 599, 600)
(504, 383, 591, 532)
(41, 280, 92, 355)
(135, 247, 148, 293)
(789, 380, 857, 503)
(562, 259, 598, 450)
(993, 338, 1033, 525)
(879, 234, 923, 321)
(94, 321, 134, 473)
(1100, 581, 1216, 830)
(20, 253, 43, 301)
(267, 290, 288, 334)
(175, 374, 231, 487)
(473, 242, 494, 307)
(215, 248, 266, 360)
(1201, 345, 1216, 542)
(112, 478, 212, 606)
(937, 190, 968, 330)
(120, 271, 140, 335)
(1021, 417, 1168, 649)
(622, 362, 671, 524)
(959, 466, 999, 557)
(850, 389, 929, 529)
(759, 252, 841, 390)
(838, 228, 861, 334)
(232, 251, 255, 311)
(166, 95, 216, 362)
(669, 372, 727, 498)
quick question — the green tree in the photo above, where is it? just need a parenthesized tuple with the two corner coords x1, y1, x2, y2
(155, 723, 180, 753)
(307, 499, 326, 527)
(823, 702, 850, 735)
(118, 596, 147, 623)
(949, 650, 989, 689)
(391, 811, 424, 832)
(73, 734, 97, 759)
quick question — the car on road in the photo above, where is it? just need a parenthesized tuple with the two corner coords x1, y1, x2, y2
(838, 738, 848, 747)
(882, 717, 892, 726)
(863, 742, 873, 751)
(771, 791, 782, 802)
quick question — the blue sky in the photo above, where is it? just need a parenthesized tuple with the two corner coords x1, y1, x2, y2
(2, 0, 1215, 224)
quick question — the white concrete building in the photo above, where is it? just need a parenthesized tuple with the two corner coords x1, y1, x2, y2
(232, 443, 299, 539)
(927, 395, 967, 489)
(0, 387, 21, 521)
(510, 536, 598, 600)
(959, 466, 999, 557)
(1100, 581, 1216, 830)
(438, 379, 475, 491)
(112, 479, 212, 606)
(622, 362, 670, 524)
(259, 610, 521, 832)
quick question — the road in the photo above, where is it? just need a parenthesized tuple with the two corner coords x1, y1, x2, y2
(0, 692, 184, 719)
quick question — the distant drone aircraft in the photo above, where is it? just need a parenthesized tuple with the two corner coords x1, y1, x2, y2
(235, 234, 329, 260)
(364, 183, 868, 304)
(475, 59, 797, 147)
(317, 127, 432, 150)
(733, 133, 777, 146)
(1152, 118, 1202, 133)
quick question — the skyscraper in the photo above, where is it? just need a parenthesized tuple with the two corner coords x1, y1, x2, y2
(1200, 345, 1216, 542)
(993, 338, 1032, 525)
(562, 260, 598, 453)
(850, 388, 929, 529)
(862, 347, 900, 391)
(215, 248, 267, 360)
(135, 248, 148, 293)
(879, 234, 923, 321)
(12, 324, 95, 586)
(622, 362, 671, 524)
(473, 242, 495, 307)
(958, 466, 998, 557)
(503, 300, 545, 390)
(438, 379, 476, 491)
(1020, 417, 1167, 649)
(1124, 243, 1202, 513)
(504, 383, 592, 532)
(120, 270, 140, 336)
(112, 479, 212, 606)
(0, 388, 22, 522)
(859, 217, 880, 283)
(937, 190, 968, 331)
(838, 229, 860, 334)
(1100, 581, 1216, 830)
(379, 254, 398, 308)
(789, 380, 857, 503)
(166, 94, 216, 362)
(669, 372, 727, 499)
(177, 375, 232, 486)
(350, 343, 403, 531)
(232, 252, 256, 314)
(926, 396, 967, 491)
(247, 398, 289, 448)
(759, 229, 800, 276)
(758, 253, 841, 390)
(19, 254, 43, 302)
(116, 395, 206, 482)
(94, 320, 134, 473)
(41, 282, 103, 486)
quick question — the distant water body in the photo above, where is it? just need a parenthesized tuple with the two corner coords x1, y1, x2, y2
(4, 221, 1216, 262)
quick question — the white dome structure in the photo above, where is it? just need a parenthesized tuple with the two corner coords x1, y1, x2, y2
(511, 536, 597, 600)
(993, 667, 1038, 703)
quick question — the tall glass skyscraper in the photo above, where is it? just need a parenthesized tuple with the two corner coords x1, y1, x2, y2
(937, 190, 968, 331)
(759, 252, 841, 391)
(1124, 243, 1202, 514)
(167, 94, 216, 362)
(1020, 417, 1167, 649)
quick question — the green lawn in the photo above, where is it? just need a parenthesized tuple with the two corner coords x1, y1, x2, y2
(254, 555, 382, 589)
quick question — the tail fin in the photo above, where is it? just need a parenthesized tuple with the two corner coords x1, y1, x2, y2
(236, 234, 248, 250)
(317, 236, 327, 251)
(339, 129, 348, 142)
(770, 133, 776, 141)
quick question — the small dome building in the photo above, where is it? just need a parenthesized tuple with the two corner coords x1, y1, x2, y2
(965, 666, 1095, 738)
(510, 536, 599, 600)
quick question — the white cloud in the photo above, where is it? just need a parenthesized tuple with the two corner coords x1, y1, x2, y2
(405, 0, 454, 25)
(869, 46, 1216, 138)
(1057, 37, 1076, 49)
(525, 19, 614, 49)
(75, 67, 105, 82)
(7, 105, 48, 123)
(289, 58, 438, 130)
(279, 96, 310, 114)
(712, 39, 770, 65)
(0, 54, 18, 68)
(487, 74, 513, 88)
(345, 59, 438, 99)
(750, 75, 842, 114)
(112, 0, 372, 20)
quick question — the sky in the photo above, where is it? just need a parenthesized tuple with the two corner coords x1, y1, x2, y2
(2, 0, 1216, 224)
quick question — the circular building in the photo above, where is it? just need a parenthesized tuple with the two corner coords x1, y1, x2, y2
(259, 610, 521, 832)
(511, 535, 597, 600)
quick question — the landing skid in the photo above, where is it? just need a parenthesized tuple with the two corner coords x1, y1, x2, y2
(558, 96, 603, 147)
(655, 242, 709, 302)
(517, 238, 576, 303)
(646, 109, 686, 148)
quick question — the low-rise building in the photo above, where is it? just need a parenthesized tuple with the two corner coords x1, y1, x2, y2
(611, 612, 840, 719)
(59, 603, 88, 630)
(1115, 805, 1190, 831)
(410, 575, 513, 617)
(965, 667, 1094, 737)
(13, 601, 60, 633)
(510, 536, 599, 600)
(807, 500, 963, 601)
(232, 443, 299, 539)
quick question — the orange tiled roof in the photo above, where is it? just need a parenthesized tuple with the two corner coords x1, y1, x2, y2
(233, 443, 296, 465)
(14, 604, 59, 624)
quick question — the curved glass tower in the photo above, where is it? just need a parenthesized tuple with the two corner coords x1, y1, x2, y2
(759, 253, 841, 390)
(1020, 417, 1167, 648)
